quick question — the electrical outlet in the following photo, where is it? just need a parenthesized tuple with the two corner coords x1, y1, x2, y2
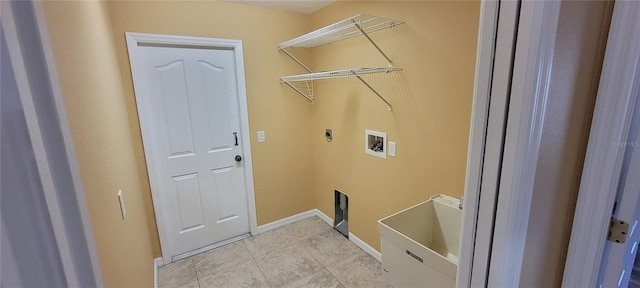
(389, 141, 397, 157)
(257, 131, 265, 143)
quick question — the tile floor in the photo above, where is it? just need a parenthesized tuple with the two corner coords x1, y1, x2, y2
(158, 216, 391, 288)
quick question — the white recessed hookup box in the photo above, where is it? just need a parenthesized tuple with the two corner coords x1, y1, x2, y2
(365, 129, 386, 159)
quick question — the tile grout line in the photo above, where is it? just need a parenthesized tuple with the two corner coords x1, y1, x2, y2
(166, 257, 197, 288)
(190, 258, 198, 288)
(191, 257, 200, 285)
(252, 221, 329, 287)
(252, 257, 273, 288)
(163, 216, 368, 288)
(323, 253, 347, 288)
(243, 236, 273, 287)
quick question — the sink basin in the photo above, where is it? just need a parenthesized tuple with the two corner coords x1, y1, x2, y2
(378, 194, 462, 287)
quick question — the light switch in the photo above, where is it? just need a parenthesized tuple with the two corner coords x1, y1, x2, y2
(117, 190, 126, 220)
(389, 141, 397, 157)
(257, 131, 265, 143)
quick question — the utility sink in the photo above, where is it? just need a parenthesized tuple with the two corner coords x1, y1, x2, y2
(378, 194, 462, 287)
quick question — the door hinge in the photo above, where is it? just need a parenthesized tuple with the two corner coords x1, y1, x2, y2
(608, 218, 629, 243)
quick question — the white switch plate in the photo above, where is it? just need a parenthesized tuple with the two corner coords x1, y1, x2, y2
(117, 190, 126, 220)
(257, 131, 265, 143)
(389, 141, 397, 157)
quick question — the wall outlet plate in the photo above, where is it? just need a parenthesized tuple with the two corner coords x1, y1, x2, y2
(257, 131, 265, 143)
(389, 141, 396, 157)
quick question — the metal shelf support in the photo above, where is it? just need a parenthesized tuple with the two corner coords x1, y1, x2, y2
(353, 21, 393, 68)
(353, 73, 393, 112)
(280, 48, 312, 73)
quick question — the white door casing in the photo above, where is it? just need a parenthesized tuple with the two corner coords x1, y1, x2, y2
(562, 1, 640, 286)
(459, 0, 562, 286)
(3, 1, 103, 285)
(126, 33, 257, 264)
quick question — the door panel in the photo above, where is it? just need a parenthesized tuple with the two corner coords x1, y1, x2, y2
(137, 45, 249, 258)
(156, 60, 195, 157)
(211, 167, 239, 222)
(172, 173, 205, 233)
(199, 60, 232, 151)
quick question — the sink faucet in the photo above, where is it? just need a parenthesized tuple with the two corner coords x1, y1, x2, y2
(459, 196, 464, 210)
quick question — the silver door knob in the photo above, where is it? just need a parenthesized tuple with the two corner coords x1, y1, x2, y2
(235, 155, 242, 162)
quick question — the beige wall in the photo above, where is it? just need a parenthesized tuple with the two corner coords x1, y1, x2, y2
(42, 1, 156, 286)
(310, 1, 480, 251)
(44, 1, 480, 284)
(520, 1, 613, 287)
(107, 1, 317, 256)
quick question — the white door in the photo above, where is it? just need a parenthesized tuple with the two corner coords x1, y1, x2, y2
(134, 44, 250, 258)
(599, 95, 640, 287)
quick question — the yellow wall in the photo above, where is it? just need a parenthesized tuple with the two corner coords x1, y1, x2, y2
(45, 2, 480, 283)
(310, 1, 480, 250)
(107, 1, 317, 256)
(42, 1, 156, 286)
(520, 1, 613, 287)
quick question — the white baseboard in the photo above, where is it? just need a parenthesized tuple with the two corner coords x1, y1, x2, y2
(154, 257, 163, 288)
(202, 208, 382, 266)
(349, 232, 382, 262)
(255, 209, 317, 235)
(314, 209, 381, 263)
(314, 209, 333, 226)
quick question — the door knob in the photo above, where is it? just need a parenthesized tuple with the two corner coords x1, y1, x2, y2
(235, 155, 242, 162)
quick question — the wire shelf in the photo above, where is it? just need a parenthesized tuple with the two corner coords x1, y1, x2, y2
(278, 14, 403, 111)
(280, 67, 400, 111)
(278, 14, 404, 49)
(280, 67, 401, 82)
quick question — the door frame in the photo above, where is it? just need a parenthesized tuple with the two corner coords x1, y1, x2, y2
(3, 1, 103, 286)
(125, 32, 258, 264)
(562, 1, 640, 286)
(458, 0, 562, 286)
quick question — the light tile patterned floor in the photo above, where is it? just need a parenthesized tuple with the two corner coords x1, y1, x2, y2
(158, 216, 390, 288)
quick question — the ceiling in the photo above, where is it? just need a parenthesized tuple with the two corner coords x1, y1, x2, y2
(223, 0, 336, 14)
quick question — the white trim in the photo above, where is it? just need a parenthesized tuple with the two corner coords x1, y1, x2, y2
(562, 2, 640, 287)
(469, 1, 522, 285)
(348, 232, 382, 262)
(457, 1, 499, 287)
(487, 1, 561, 286)
(253, 209, 383, 263)
(154, 257, 163, 288)
(234, 41, 259, 238)
(312, 209, 382, 262)
(125, 32, 257, 264)
(365, 129, 387, 159)
(31, 2, 103, 284)
(2, 2, 103, 286)
(255, 210, 317, 235)
(315, 209, 334, 227)
(3, 7, 79, 285)
(257, 208, 383, 263)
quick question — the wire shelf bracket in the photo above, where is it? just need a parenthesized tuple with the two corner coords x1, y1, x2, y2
(278, 14, 404, 111)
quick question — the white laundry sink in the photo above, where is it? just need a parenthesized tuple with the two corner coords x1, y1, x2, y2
(378, 194, 462, 287)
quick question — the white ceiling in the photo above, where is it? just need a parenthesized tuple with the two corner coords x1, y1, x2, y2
(224, 0, 336, 14)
